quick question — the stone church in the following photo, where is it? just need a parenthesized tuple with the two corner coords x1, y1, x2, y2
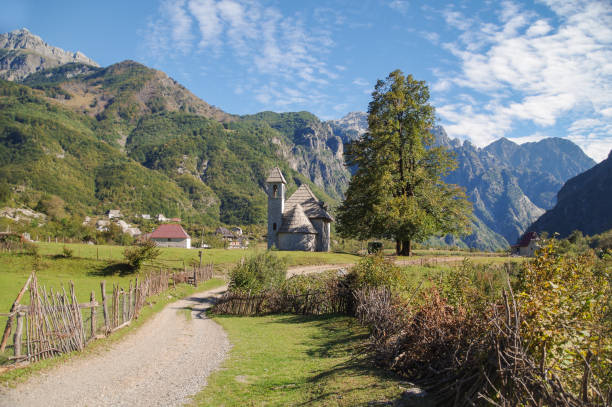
(266, 167, 333, 252)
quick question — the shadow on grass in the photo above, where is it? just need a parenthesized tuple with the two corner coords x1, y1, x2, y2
(88, 262, 135, 277)
(265, 314, 412, 406)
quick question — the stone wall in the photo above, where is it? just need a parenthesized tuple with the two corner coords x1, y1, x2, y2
(278, 232, 315, 251)
(152, 238, 191, 248)
(311, 219, 331, 252)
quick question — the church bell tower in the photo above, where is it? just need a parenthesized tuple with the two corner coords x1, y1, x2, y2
(266, 167, 286, 249)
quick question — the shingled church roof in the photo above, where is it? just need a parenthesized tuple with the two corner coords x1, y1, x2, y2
(265, 167, 287, 184)
(285, 184, 333, 221)
(278, 204, 317, 233)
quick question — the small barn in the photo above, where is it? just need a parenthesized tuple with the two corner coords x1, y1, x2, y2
(511, 231, 539, 257)
(150, 224, 191, 248)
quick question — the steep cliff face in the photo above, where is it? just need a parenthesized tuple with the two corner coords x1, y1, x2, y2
(530, 150, 612, 238)
(328, 111, 368, 143)
(439, 128, 594, 246)
(0, 28, 98, 81)
(243, 111, 351, 200)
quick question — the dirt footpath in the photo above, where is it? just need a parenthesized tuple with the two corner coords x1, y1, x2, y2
(0, 285, 230, 407)
(286, 263, 353, 277)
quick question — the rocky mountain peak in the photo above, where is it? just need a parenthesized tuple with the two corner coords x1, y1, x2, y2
(0, 28, 99, 81)
(328, 111, 368, 142)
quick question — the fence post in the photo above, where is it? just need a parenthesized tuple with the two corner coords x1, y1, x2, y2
(101, 281, 109, 333)
(13, 312, 24, 358)
(0, 273, 32, 352)
(90, 291, 96, 340)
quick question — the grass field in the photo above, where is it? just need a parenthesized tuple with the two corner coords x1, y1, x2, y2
(34, 243, 360, 268)
(191, 314, 407, 406)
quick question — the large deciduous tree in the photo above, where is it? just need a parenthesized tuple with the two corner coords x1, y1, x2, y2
(336, 70, 472, 256)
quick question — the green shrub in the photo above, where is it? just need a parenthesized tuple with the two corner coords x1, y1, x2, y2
(348, 254, 405, 290)
(123, 240, 160, 271)
(517, 240, 611, 399)
(23, 241, 39, 256)
(442, 259, 507, 311)
(229, 251, 287, 293)
(62, 245, 74, 258)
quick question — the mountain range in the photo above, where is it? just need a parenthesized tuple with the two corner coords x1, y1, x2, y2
(0, 28, 599, 249)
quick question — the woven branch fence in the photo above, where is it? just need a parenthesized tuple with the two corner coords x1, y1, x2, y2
(0, 263, 214, 364)
(213, 285, 351, 316)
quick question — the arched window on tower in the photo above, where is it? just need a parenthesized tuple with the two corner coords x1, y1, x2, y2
(273, 184, 278, 198)
(273, 223, 277, 231)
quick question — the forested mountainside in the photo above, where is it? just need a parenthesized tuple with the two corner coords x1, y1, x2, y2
(0, 73, 334, 225)
(529, 150, 612, 238)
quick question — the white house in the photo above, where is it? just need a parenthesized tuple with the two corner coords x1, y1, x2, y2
(107, 209, 122, 219)
(150, 224, 191, 248)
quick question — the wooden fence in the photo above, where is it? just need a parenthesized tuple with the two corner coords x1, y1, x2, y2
(213, 286, 350, 316)
(0, 263, 214, 364)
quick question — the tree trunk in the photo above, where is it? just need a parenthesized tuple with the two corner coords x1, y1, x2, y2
(400, 239, 412, 256)
(395, 239, 402, 256)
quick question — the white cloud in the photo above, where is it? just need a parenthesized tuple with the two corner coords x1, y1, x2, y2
(509, 132, 550, 144)
(352, 78, 369, 87)
(188, 0, 222, 49)
(388, 0, 409, 15)
(144, 0, 339, 111)
(435, 0, 612, 161)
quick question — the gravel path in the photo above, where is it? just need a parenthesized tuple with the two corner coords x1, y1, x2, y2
(286, 263, 353, 277)
(0, 285, 230, 407)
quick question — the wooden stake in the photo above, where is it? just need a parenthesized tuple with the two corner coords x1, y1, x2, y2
(13, 312, 23, 358)
(101, 281, 109, 333)
(90, 291, 96, 340)
(0, 273, 33, 352)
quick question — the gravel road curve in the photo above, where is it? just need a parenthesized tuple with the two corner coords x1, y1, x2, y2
(0, 285, 229, 407)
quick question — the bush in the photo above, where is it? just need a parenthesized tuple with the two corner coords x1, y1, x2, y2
(123, 240, 160, 271)
(62, 245, 73, 258)
(229, 251, 287, 293)
(348, 254, 405, 291)
(442, 258, 507, 312)
(516, 239, 611, 400)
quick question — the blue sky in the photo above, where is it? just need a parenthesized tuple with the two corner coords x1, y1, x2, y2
(3, 0, 612, 161)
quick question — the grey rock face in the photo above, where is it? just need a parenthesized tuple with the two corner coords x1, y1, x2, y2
(328, 111, 368, 143)
(0, 28, 99, 81)
(444, 134, 594, 246)
(246, 111, 352, 200)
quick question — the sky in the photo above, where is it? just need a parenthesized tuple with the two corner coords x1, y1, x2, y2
(3, 0, 612, 162)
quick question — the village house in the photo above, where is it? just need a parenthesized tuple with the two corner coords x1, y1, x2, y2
(106, 209, 122, 219)
(157, 214, 168, 222)
(95, 219, 110, 232)
(511, 231, 539, 257)
(266, 167, 333, 252)
(216, 227, 248, 249)
(149, 224, 191, 248)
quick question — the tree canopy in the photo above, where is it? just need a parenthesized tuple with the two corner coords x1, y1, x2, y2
(336, 70, 472, 255)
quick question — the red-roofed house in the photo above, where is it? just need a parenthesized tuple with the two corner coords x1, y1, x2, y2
(511, 231, 539, 257)
(150, 224, 191, 248)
